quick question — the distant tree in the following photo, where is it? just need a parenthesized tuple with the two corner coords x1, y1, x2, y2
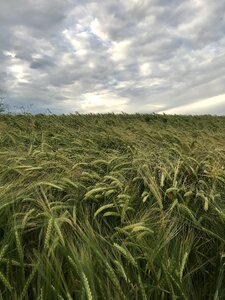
(0, 89, 6, 113)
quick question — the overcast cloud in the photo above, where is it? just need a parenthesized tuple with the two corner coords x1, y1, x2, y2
(0, 0, 225, 114)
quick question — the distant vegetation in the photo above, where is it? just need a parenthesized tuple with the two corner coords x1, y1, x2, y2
(0, 113, 225, 299)
(0, 93, 6, 114)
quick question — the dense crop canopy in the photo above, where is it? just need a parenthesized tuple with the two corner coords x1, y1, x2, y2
(0, 113, 224, 299)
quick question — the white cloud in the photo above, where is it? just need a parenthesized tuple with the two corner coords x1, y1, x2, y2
(3, 51, 16, 58)
(8, 62, 29, 84)
(63, 29, 88, 57)
(80, 91, 130, 113)
(139, 63, 152, 77)
(160, 94, 225, 115)
(109, 40, 131, 62)
(90, 18, 108, 41)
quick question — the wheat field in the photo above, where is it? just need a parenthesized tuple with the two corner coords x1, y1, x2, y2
(0, 113, 224, 299)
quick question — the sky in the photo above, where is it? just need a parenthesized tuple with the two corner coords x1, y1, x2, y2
(0, 0, 225, 114)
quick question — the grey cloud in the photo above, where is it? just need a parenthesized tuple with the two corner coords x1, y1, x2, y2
(30, 57, 56, 69)
(0, 0, 225, 114)
(0, 0, 73, 29)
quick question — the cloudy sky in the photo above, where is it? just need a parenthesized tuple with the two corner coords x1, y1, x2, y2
(0, 0, 225, 114)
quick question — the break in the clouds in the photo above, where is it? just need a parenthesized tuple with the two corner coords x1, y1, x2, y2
(0, 0, 225, 114)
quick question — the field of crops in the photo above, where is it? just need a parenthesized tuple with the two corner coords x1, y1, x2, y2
(0, 113, 225, 299)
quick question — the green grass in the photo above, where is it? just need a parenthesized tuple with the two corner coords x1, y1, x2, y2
(0, 113, 225, 299)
